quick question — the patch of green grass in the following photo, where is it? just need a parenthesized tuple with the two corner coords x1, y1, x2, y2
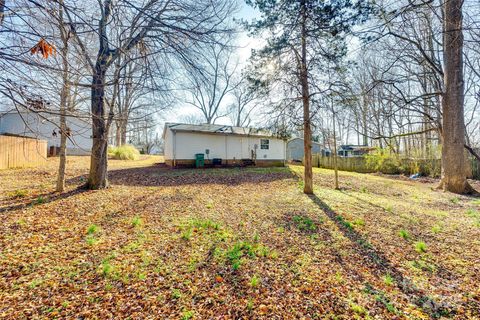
(385, 205, 393, 213)
(190, 218, 219, 230)
(399, 229, 410, 240)
(349, 302, 367, 315)
(34, 196, 46, 205)
(352, 218, 365, 227)
(250, 274, 260, 287)
(246, 299, 254, 311)
(336, 215, 353, 230)
(471, 199, 480, 206)
(414, 241, 427, 253)
(181, 228, 193, 241)
(16, 218, 27, 226)
(87, 224, 99, 235)
(375, 292, 399, 314)
(9, 189, 28, 198)
(28, 278, 43, 289)
(293, 215, 317, 232)
(181, 310, 194, 320)
(450, 197, 460, 204)
(131, 216, 143, 228)
(101, 260, 115, 278)
(226, 241, 259, 270)
(335, 271, 344, 284)
(466, 208, 479, 218)
(409, 259, 436, 272)
(85, 235, 98, 245)
(360, 186, 369, 193)
(431, 225, 442, 234)
(171, 288, 182, 299)
(383, 274, 394, 286)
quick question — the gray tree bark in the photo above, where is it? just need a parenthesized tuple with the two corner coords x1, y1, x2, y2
(438, 0, 474, 194)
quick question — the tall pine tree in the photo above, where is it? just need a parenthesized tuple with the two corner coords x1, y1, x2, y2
(246, 0, 372, 194)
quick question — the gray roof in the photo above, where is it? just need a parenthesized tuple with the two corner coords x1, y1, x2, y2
(163, 122, 284, 139)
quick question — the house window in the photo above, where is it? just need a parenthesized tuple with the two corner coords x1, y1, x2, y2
(260, 139, 269, 150)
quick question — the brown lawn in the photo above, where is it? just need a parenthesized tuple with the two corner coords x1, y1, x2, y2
(0, 156, 479, 319)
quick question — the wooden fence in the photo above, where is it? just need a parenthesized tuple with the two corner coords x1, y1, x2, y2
(0, 135, 48, 169)
(312, 154, 372, 173)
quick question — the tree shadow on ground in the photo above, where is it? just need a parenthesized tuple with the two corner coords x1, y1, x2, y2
(307, 193, 455, 319)
(69, 165, 295, 187)
(0, 186, 88, 213)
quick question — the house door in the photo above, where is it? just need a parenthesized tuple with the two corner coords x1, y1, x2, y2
(241, 137, 253, 159)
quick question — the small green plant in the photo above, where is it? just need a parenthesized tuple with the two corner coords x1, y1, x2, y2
(87, 224, 99, 235)
(335, 271, 344, 284)
(131, 216, 142, 228)
(181, 310, 194, 320)
(246, 299, 254, 311)
(205, 202, 213, 209)
(86, 235, 98, 245)
(349, 302, 367, 315)
(226, 241, 256, 270)
(336, 215, 353, 230)
(409, 259, 436, 272)
(293, 215, 317, 232)
(108, 144, 140, 160)
(385, 205, 393, 213)
(383, 274, 394, 286)
(450, 197, 460, 204)
(250, 274, 260, 287)
(414, 241, 427, 253)
(28, 278, 43, 289)
(181, 228, 193, 241)
(171, 289, 182, 299)
(352, 218, 365, 227)
(431, 225, 442, 234)
(34, 196, 46, 204)
(466, 208, 479, 218)
(399, 229, 410, 240)
(360, 186, 368, 193)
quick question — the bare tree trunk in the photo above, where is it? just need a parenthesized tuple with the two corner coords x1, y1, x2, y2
(56, 2, 69, 192)
(332, 108, 339, 190)
(438, 0, 474, 194)
(0, 0, 5, 26)
(121, 120, 127, 145)
(300, 0, 313, 195)
(88, 66, 109, 189)
(115, 122, 122, 146)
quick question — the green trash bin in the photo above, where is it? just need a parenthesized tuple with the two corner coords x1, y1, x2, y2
(195, 153, 205, 168)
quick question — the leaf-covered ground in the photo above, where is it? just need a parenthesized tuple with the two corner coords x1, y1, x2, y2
(1, 156, 479, 319)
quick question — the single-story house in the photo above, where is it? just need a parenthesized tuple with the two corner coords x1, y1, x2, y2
(337, 145, 374, 157)
(287, 137, 331, 161)
(0, 111, 92, 155)
(162, 123, 287, 167)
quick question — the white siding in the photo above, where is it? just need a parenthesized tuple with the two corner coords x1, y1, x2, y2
(0, 113, 92, 155)
(163, 127, 286, 161)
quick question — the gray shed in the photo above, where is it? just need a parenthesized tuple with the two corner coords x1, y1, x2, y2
(287, 138, 330, 161)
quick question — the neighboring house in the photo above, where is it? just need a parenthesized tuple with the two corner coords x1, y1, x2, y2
(162, 123, 287, 167)
(337, 145, 374, 157)
(0, 111, 92, 155)
(287, 138, 331, 161)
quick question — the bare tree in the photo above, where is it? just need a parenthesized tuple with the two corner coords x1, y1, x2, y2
(184, 41, 239, 124)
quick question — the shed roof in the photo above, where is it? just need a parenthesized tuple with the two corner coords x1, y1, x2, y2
(163, 122, 285, 139)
